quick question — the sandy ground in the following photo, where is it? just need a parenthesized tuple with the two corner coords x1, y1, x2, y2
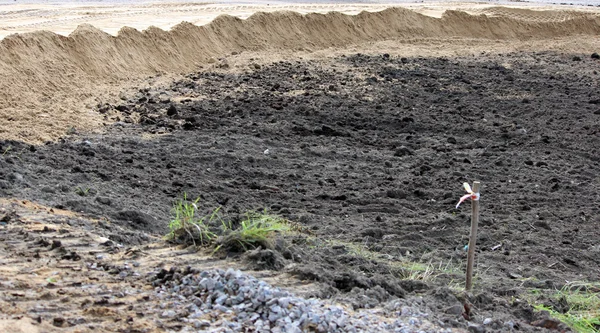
(1, 1, 600, 39)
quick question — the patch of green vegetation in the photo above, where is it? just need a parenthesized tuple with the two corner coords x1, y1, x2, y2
(532, 281, 600, 333)
(2, 145, 12, 156)
(529, 288, 542, 296)
(217, 210, 290, 252)
(317, 239, 460, 282)
(393, 261, 437, 281)
(165, 193, 220, 246)
(1, 145, 24, 160)
(164, 195, 461, 284)
(74, 186, 90, 196)
(165, 196, 288, 252)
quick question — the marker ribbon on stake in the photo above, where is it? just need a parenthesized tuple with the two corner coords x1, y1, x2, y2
(456, 182, 480, 209)
(456, 181, 481, 291)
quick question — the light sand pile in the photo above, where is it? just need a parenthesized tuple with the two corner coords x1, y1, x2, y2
(1, 7, 599, 143)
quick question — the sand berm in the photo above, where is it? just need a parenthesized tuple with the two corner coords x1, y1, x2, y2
(1, 7, 600, 143)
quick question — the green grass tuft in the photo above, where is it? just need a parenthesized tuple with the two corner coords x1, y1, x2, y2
(165, 193, 220, 246)
(316, 239, 459, 282)
(217, 210, 289, 252)
(2, 145, 11, 156)
(533, 281, 600, 333)
(74, 187, 90, 196)
(165, 197, 288, 253)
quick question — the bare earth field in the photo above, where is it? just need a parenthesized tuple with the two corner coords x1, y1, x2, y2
(1, 1, 600, 333)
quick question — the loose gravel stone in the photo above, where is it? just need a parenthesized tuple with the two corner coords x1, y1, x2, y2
(153, 268, 455, 332)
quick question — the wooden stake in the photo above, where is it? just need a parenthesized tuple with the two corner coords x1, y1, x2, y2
(465, 181, 481, 291)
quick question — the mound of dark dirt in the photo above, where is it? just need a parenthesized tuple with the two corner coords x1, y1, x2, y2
(2, 51, 599, 331)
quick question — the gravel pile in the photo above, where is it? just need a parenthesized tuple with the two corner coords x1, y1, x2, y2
(152, 267, 454, 332)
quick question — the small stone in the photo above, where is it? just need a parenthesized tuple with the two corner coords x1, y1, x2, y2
(194, 320, 210, 328)
(316, 323, 327, 332)
(504, 320, 515, 329)
(268, 311, 280, 322)
(215, 294, 227, 305)
(96, 197, 111, 205)
(41, 186, 56, 193)
(52, 317, 66, 327)
(394, 146, 413, 157)
(534, 220, 552, 231)
(158, 93, 171, 103)
(483, 318, 493, 325)
(8, 173, 24, 183)
(468, 323, 485, 333)
(445, 304, 464, 315)
(167, 104, 177, 116)
(270, 304, 283, 314)
(214, 305, 229, 313)
(400, 306, 412, 317)
(592, 53, 600, 59)
(408, 317, 420, 325)
(572, 56, 582, 61)
(160, 310, 176, 318)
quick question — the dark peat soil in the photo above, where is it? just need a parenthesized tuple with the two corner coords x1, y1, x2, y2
(2, 51, 600, 332)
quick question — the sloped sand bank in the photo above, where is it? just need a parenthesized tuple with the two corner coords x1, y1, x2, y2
(1, 6, 599, 143)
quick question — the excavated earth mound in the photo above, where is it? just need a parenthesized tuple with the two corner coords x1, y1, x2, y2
(1, 6, 600, 143)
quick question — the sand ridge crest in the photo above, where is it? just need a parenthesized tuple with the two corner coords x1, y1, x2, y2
(1, 6, 599, 143)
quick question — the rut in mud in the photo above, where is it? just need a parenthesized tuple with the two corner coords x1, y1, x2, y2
(1, 51, 600, 331)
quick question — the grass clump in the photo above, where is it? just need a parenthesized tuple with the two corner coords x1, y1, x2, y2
(318, 239, 459, 282)
(75, 186, 90, 196)
(2, 145, 11, 156)
(217, 210, 289, 252)
(533, 281, 600, 333)
(165, 196, 288, 252)
(165, 193, 220, 246)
